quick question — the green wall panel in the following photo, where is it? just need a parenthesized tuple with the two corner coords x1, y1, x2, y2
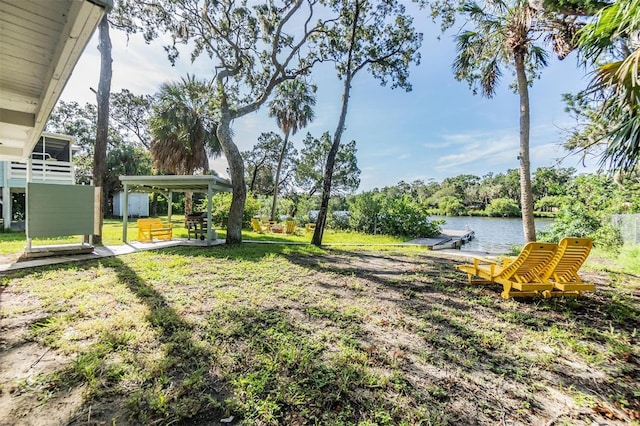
(27, 183, 95, 238)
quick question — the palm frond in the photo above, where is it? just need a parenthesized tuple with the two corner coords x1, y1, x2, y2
(268, 78, 316, 136)
(149, 75, 220, 175)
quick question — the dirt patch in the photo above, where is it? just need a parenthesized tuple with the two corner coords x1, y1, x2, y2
(0, 289, 83, 426)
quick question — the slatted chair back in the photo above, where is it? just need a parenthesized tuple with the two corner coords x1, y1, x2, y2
(500, 242, 558, 283)
(251, 218, 265, 233)
(285, 220, 296, 234)
(540, 238, 592, 284)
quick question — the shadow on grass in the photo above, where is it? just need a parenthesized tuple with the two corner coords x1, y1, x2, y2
(2, 244, 639, 424)
(31, 256, 230, 425)
(0, 253, 451, 423)
(283, 248, 640, 422)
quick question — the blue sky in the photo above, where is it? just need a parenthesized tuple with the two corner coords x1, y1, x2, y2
(60, 11, 597, 192)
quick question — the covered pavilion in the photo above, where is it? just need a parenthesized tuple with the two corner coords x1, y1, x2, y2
(119, 175, 232, 246)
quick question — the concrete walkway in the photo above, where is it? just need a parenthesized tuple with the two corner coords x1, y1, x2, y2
(0, 238, 226, 273)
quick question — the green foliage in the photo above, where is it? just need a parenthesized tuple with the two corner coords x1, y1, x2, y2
(197, 192, 261, 228)
(539, 202, 600, 241)
(328, 210, 350, 231)
(591, 223, 624, 252)
(295, 132, 361, 196)
(538, 202, 623, 250)
(542, 0, 611, 15)
(577, 0, 640, 172)
(291, 194, 319, 224)
(568, 174, 624, 213)
(267, 78, 316, 220)
(105, 145, 153, 205)
(348, 192, 381, 234)
(149, 75, 221, 175)
(438, 196, 467, 216)
(349, 192, 441, 238)
(618, 244, 640, 274)
(485, 197, 521, 217)
(534, 195, 567, 212)
(242, 132, 282, 196)
(532, 167, 574, 198)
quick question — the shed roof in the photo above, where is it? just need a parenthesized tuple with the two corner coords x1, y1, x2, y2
(0, 0, 112, 161)
(119, 175, 233, 194)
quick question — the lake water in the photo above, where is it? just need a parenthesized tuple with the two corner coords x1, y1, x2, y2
(428, 216, 555, 254)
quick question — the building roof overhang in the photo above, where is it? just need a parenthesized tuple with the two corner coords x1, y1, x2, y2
(0, 0, 112, 161)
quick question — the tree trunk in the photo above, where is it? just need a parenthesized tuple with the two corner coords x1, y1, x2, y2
(151, 192, 158, 216)
(312, 3, 361, 246)
(218, 104, 246, 243)
(270, 131, 290, 221)
(94, 15, 112, 245)
(515, 51, 536, 243)
(312, 74, 352, 246)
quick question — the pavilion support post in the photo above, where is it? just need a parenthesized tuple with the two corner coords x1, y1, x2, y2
(25, 160, 32, 252)
(122, 184, 129, 243)
(2, 185, 10, 230)
(207, 183, 213, 246)
(167, 191, 172, 222)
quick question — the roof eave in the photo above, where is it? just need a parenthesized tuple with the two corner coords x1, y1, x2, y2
(0, 0, 111, 161)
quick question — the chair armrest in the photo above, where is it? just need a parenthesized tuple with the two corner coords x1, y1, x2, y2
(501, 256, 516, 268)
(473, 257, 498, 276)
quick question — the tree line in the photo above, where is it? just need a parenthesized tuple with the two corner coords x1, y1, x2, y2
(204, 166, 639, 248)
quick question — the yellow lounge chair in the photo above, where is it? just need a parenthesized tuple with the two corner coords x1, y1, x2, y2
(456, 242, 558, 299)
(285, 220, 296, 234)
(539, 238, 594, 297)
(251, 218, 268, 233)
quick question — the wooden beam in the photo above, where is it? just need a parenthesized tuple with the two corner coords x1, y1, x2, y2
(0, 108, 35, 127)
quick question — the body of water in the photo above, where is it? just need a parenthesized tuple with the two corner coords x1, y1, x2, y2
(428, 216, 555, 254)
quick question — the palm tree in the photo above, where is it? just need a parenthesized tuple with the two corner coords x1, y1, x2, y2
(453, 0, 576, 242)
(268, 79, 316, 221)
(149, 75, 222, 215)
(578, 0, 640, 172)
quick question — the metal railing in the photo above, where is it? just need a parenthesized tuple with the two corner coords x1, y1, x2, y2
(9, 159, 75, 184)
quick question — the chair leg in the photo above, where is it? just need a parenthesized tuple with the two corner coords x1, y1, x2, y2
(501, 283, 512, 299)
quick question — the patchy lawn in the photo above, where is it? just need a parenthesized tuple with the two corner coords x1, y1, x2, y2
(0, 244, 638, 425)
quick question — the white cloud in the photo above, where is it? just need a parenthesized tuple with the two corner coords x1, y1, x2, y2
(435, 132, 519, 171)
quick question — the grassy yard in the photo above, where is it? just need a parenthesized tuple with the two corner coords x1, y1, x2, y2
(0, 217, 410, 255)
(0, 240, 638, 425)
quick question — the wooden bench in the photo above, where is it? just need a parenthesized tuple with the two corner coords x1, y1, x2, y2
(137, 218, 173, 242)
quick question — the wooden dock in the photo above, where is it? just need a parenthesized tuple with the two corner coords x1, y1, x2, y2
(406, 228, 475, 250)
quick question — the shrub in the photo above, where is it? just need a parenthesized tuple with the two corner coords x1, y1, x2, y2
(538, 202, 623, 251)
(485, 198, 521, 217)
(348, 192, 381, 234)
(438, 196, 467, 216)
(534, 195, 567, 212)
(197, 192, 261, 228)
(329, 210, 350, 230)
(348, 192, 441, 237)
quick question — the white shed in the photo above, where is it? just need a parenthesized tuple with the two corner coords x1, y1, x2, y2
(113, 192, 149, 217)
